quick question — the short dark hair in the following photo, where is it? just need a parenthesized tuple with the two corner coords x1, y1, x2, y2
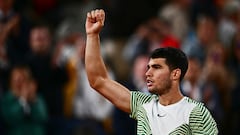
(150, 47, 188, 81)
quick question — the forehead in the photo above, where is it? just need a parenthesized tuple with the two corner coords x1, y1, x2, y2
(148, 58, 167, 66)
(31, 28, 49, 35)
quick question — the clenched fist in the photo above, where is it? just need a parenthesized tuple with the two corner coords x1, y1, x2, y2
(85, 9, 105, 35)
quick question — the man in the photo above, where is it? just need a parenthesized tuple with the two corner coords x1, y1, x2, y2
(85, 9, 218, 135)
(26, 25, 68, 135)
(0, 65, 48, 135)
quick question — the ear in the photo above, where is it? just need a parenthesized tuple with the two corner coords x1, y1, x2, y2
(171, 68, 181, 80)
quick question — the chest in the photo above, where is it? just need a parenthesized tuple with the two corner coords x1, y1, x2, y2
(141, 99, 195, 135)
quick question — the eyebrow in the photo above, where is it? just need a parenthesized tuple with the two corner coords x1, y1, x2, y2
(147, 64, 162, 69)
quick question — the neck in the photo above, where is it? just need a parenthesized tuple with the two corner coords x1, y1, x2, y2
(158, 87, 183, 106)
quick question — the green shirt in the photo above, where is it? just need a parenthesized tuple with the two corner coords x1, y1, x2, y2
(1, 91, 48, 135)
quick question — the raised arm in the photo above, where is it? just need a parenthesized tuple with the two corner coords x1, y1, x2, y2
(85, 9, 131, 113)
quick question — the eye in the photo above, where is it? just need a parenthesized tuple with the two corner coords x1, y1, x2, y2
(152, 64, 161, 69)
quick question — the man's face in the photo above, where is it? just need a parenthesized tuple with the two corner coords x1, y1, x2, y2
(30, 27, 51, 54)
(145, 58, 172, 95)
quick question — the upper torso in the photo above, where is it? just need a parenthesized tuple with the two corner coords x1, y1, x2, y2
(130, 91, 218, 135)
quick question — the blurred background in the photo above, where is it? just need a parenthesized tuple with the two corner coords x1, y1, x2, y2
(0, 0, 240, 135)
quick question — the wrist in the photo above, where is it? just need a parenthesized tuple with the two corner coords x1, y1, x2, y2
(86, 33, 100, 37)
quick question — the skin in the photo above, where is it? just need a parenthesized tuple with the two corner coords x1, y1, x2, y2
(10, 67, 37, 103)
(85, 9, 184, 114)
(146, 58, 183, 105)
(30, 27, 51, 54)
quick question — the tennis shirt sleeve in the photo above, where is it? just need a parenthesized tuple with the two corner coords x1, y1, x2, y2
(129, 91, 153, 119)
(189, 104, 219, 135)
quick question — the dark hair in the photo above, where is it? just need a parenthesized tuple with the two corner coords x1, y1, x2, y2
(150, 47, 188, 81)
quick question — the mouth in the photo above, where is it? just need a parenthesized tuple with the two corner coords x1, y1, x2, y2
(146, 79, 153, 87)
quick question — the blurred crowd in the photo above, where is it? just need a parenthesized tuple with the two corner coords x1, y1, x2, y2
(0, 0, 240, 135)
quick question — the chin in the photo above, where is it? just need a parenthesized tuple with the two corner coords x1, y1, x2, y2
(148, 89, 156, 94)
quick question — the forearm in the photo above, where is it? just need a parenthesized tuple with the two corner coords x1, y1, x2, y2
(85, 34, 109, 88)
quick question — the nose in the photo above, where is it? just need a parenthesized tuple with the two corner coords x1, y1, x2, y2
(145, 68, 152, 77)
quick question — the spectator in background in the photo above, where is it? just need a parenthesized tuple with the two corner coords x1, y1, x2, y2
(0, 65, 48, 135)
(122, 16, 180, 65)
(72, 58, 114, 135)
(201, 42, 234, 134)
(150, 16, 180, 49)
(182, 14, 218, 63)
(181, 55, 203, 102)
(54, 25, 114, 135)
(158, 0, 192, 42)
(182, 41, 235, 134)
(122, 20, 154, 64)
(218, 0, 240, 48)
(0, 0, 32, 66)
(54, 32, 83, 119)
(228, 24, 240, 134)
(0, 0, 32, 95)
(25, 25, 68, 135)
(126, 54, 150, 94)
(189, 0, 219, 29)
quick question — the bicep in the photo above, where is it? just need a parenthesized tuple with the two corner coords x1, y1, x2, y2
(96, 78, 131, 113)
